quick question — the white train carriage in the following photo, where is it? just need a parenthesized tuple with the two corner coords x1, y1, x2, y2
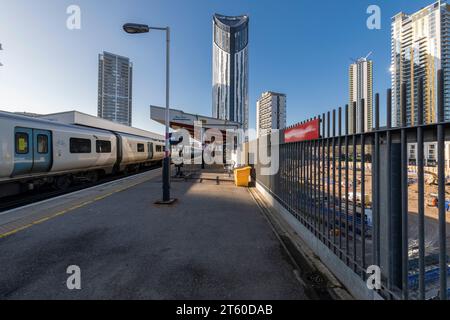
(116, 132, 165, 173)
(0, 111, 164, 197)
(0, 111, 117, 189)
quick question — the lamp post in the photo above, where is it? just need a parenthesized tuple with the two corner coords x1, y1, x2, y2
(123, 23, 175, 204)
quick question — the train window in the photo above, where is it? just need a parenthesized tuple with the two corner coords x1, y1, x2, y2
(70, 138, 91, 154)
(37, 135, 48, 154)
(96, 140, 111, 153)
(15, 132, 29, 154)
(156, 145, 161, 152)
(137, 143, 145, 153)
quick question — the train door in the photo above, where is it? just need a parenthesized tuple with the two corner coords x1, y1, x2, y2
(12, 127, 33, 176)
(31, 129, 52, 173)
(147, 142, 154, 160)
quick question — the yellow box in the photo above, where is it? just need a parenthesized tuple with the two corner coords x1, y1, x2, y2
(234, 166, 252, 187)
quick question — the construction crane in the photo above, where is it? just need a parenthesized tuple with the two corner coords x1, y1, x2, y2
(350, 51, 373, 64)
(364, 51, 373, 60)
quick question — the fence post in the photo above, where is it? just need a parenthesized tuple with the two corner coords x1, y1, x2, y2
(379, 137, 403, 293)
(379, 89, 403, 294)
(417, 77, 426, 300)
(374, 93, 381, 268)
(437, 69, 447, 301)
(400, 82, 409, 299)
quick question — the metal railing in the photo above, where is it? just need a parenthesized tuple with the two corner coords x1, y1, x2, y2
(255, 70, 449, 300)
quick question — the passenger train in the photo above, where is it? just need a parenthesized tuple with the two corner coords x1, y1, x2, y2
(0, 111, 165, 198)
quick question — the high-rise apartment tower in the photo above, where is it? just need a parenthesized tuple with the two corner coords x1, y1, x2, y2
(391, 1, 450, 126)
(98, 51, 133, 126)
(349, 57, 373, 133)
(256, 91, 287, 137)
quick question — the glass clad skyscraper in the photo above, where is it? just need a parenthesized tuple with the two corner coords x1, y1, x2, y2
(212, 14, 249, 130)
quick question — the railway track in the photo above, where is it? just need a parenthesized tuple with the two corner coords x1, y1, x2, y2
(0, 164, 161, 213)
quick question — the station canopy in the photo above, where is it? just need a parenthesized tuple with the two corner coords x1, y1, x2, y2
(150, 105, 241, 141)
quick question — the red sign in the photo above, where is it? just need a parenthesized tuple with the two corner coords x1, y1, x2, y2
(284, 119, 320, 143)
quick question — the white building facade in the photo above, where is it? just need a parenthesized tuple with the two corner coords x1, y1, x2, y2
(349, 58, 373, 134)
(407, 142, 450, 169)
(212, 14, 249, 131)
(256, 91, 287, 137)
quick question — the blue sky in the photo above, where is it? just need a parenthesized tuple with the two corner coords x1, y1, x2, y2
(0, 0, 438, 133)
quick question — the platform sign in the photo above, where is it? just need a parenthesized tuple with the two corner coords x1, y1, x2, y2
(284, 119, 320, 143)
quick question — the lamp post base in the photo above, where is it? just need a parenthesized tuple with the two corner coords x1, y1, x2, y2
(155, 198, 178, 205)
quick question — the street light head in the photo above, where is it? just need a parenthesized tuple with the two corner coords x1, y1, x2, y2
(123, 23, 150, 34)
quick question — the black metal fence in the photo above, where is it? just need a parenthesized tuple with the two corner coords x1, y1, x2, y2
(255, 70, 449, 300)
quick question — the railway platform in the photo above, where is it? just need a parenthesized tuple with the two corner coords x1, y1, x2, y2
(0, 166, 340, 300)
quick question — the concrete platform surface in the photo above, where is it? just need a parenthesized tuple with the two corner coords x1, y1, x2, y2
(0, 171, 308, 300)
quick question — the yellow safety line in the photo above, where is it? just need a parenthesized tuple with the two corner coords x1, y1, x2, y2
(0, 179, 148, 240)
